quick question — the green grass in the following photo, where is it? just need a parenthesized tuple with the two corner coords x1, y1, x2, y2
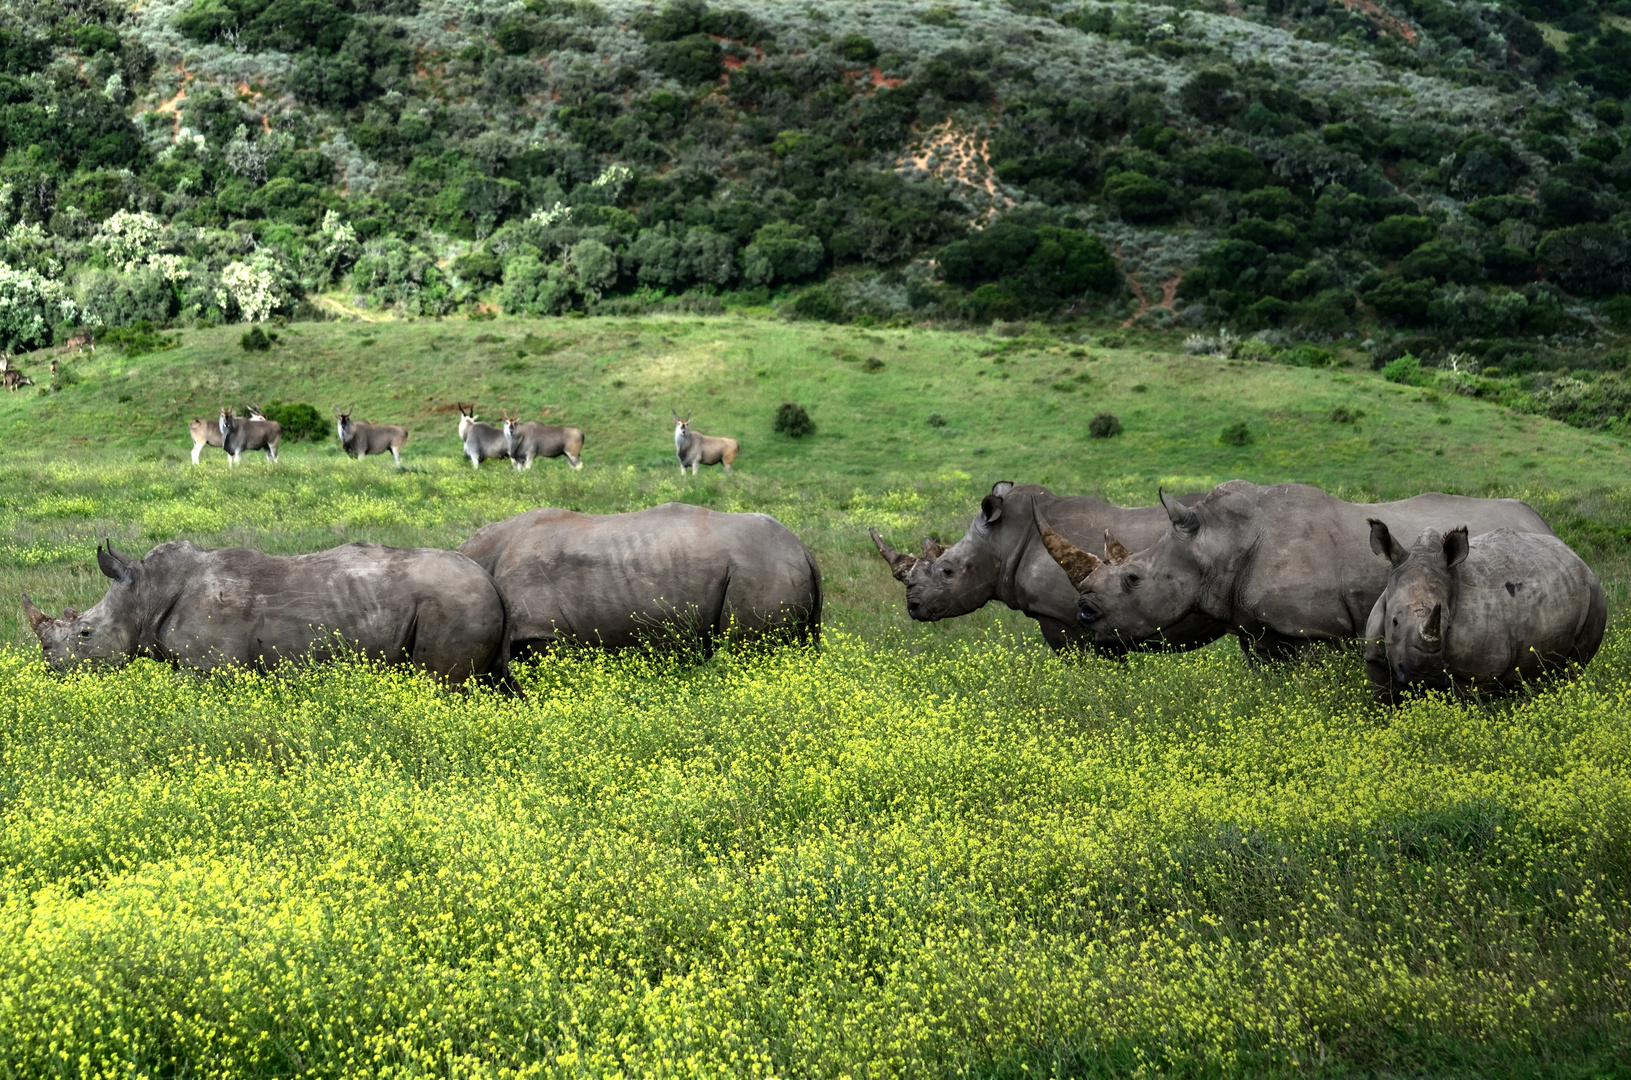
(2, 315, 1631, 1075)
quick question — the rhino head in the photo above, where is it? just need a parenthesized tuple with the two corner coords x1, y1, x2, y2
(21, 543, 144, 671)
(1033, 489, 1205, 644)
(869, 481, 1015, 621)
(1370, 519, 1466, 689)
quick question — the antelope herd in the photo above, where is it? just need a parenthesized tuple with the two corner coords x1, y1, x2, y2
(184, 401, 739, 476)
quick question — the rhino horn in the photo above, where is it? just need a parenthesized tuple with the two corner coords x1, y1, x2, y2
(1033, 505, 1101, 589)
(1103, 530, 1131, 565)
(20, 594, 52, 635)
(1423, 603, 1443, 642)
(1160, 489, 1200, 535)
(1442, 525, 1469, 569)
(920, 535, 946, 560)
(869, 528, 919, 581)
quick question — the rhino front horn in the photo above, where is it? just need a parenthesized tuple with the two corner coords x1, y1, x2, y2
(20, 594, 51, 635)
(1032, 505, 1101, 589)
(869, 527, 919, 581)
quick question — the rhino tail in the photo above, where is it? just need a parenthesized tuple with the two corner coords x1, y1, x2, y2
(482, 565, 519, 694)
(804, 546, 824, 648)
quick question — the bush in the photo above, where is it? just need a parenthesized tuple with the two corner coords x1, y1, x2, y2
(1088, 412, 1121, 438)
(1219, 421, 1253, 446)
(241, 325, 277, 352)
(262, 400, 326, 442)
(1372, 215, 1437, 257)
(1102, 172, 1183, 224)
(773, 401, 815, 437)
(1329, 405, 1364, 424)
(791, 286, 844, 322)
(102, 320, 179, 358)
(926, 413, 947, 427)
(1381, 353, 1422, 385)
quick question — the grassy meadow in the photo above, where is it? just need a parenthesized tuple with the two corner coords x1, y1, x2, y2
(1, 315, 1630, 1075)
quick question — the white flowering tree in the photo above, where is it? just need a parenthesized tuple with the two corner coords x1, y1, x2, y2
(217, 255, 285, 323)
(92, 211, 165, 273)
(0, 262, 77, 350)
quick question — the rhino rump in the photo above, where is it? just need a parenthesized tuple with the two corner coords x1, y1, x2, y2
(131, 542, 506, 683)
(458, 503, 821, 657)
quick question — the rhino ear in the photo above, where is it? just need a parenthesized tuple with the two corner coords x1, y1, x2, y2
(990, 480, 1015, 498)
(1160, 489, 1200, 536)
(97, 542, 134, 583)
(979, 494, 1004, 525)
(1368, 519, 1408, 567)
(1103, 530, 1131, 565)
(1033, 504, 1101, 589)
(1442, 525, 1469, 570)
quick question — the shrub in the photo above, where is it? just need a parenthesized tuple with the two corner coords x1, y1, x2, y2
(773, 401, 815, 437)
(926, 413, 947, 427)
(1329, 405, 1364, 424)
(262, 400, 326, 442)
(1102, 172, 1183, 224)
(862, 356, 885, 372)
(1088, 412, 1122, 438)
(1219, 421, 1253, 446)
(1381, 353, 1422, 385)
(240, 325, 277, 352)
(1538, 223, 1631, 296)
(102, 320, 179, 358)
(791, 286, 844, 322)
(1372, 215, 1437, 257)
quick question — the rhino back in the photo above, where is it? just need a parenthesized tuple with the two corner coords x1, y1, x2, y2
(1445, 531, 1603, 682)
(460, 504, 816, 650)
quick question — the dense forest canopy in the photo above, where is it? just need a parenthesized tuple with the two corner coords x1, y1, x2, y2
(4, 0, 1631, 425)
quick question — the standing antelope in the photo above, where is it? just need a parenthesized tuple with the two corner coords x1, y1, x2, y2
(337, 406, 409, 466)
(189, 406, 265, 464)
(502, 410, 585, 470)
(458, 405, 510, 468)
(3, 369, 34, 392)
(673, 412, 739, 475)
(219, 406, 282, 465)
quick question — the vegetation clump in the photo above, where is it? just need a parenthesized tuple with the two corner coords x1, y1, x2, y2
(240, 326, 277, 353)
(1088, 412, 1122, 438)
(773, 401, 814, 438)
(262, 400, 325, 442)
(1220, 420, 1254, 446)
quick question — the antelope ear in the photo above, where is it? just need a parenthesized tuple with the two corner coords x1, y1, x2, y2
(1160, 489, 1200, 535)
(920, 536, 946, 560)
(979, 493, 1004, 524)
(1442, 525, 1469, 570)
(1033, 505, 1101, 589)
(1368, 518, 1407, 567)
(1103, 530, 1131, 565)
(869, 527, 919, 582)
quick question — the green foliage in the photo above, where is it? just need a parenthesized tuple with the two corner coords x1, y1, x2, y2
(1088, 411, 1121, 438)
(1102, 171, 1183, 223)
(772, 400, 814, 437)
(240, 325, 276, 352)
(262, 400, 325, 441)
(1381, 353, 1423, 385)
(103, 321, 179, 358)
(791, 286, 843, 322)
(1372, 215, 1437, 256)
(1538, 223, 1631, 296)
(1218, 420, 1253, 446)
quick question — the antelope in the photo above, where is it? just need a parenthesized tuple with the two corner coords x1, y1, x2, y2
(337, 406, 409, 466)
(458, 404, 510, 468)
(2, 370, 34, 392)
(189, 406, 265, 464)
(219, 406, 282, 465)
(502, 409, 585, 470)
(673, 412, 739, 475)
(61, 330, 94, 355)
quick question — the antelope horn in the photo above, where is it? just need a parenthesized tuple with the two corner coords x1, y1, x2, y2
(1033, 505, 1101, 589)
(869, 527, 919, 582)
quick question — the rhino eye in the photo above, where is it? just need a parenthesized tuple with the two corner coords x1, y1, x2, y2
(78, 628, 92, 637)
(940, 565, 954, 577)
(1122, 573, 1141, 592)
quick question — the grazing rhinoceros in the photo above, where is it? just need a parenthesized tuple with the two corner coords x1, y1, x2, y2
(21, 541, 507, 684)
(869, 481, 1227, 653)
(1035, 480, 1555, 660)
(458, 504, 820, 658)
(1363, 522, 1606, 702)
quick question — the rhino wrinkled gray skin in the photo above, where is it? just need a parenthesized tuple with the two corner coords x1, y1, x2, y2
(21, 541, 507, 684)
(1040, 480, 1555, 660)
(1363, 522, 1606, 702)
(869, 481, 1227, 653)
(458, 504, 821, 658)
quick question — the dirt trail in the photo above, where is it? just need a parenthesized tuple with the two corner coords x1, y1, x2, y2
(895, 121, 1014, 221)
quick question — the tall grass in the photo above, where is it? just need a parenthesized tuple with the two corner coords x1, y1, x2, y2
(0, 630, 1627, 1076)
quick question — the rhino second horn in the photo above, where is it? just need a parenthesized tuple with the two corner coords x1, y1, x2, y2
(869, 527, 919, 581)
(1103, 530, 1131, 565)
(920, 536, 946, 560)
(1032, 506, 1101, 589)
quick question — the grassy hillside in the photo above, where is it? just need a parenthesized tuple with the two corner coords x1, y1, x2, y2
(4, 314, 1631, 649)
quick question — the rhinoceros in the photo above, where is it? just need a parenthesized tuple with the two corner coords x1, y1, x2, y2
(869, 481, 1227, 652)
(1363, 522, 1605, 702)
(457, 504, 821, 658)
(21, 541, 507, 684)
(1035, 480, 1555, 660)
